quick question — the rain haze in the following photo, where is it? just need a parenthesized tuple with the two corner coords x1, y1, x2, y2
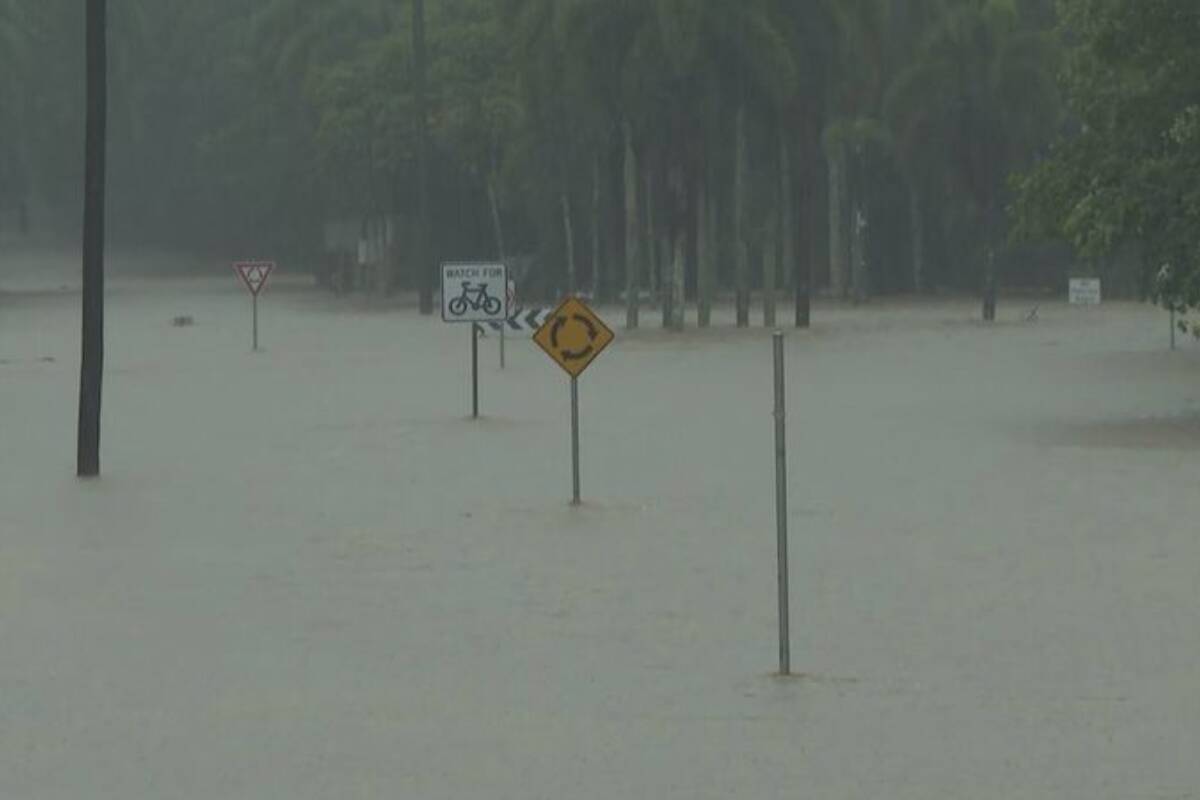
(2, 2, 1199, 798)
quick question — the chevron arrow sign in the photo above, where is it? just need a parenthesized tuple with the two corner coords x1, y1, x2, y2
(487, 308, 552, 334)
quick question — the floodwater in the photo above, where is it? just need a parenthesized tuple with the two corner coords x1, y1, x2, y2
(3, 248, 1199, 798)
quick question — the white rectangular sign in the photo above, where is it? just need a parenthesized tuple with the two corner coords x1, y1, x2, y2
(1069, 278, 1102, 306)
(442, 263, 508, 323)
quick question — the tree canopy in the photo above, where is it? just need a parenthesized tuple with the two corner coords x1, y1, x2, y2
(1013, 0, 1200, 321)
(2, 0, 1083, 320)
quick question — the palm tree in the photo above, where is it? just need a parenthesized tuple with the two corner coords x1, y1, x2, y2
(885, 0, 1059, 310)
(504, 0, 797, 330)
(622, 118, 641, 327)
(250, 0, 404, 79)
(819, 0, 891, 300)
(633, 0, 795, 329)
(432, 0, 523, 269)
(557, 0, 797, 330)
(504, 0, 591, 298)
(701, 0, 796, 329)
(246, 0, 408, 295)
(556, 0, 651, 325)
(413, 0, 433, 313)
(78, 0, 108, 477)
(0, 1, 28, 88)
(770, 0, 839, 326)
(876, 1, 959, 294)
(817, 0, 950, 301)
(0, 0, 31, 229)
(562, 0, 658, 315)
(0, 2, 27, 109)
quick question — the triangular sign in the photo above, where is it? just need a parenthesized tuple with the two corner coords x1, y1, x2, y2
(234, 261, 275, 296)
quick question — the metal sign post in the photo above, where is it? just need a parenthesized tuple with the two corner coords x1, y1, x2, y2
(570, 377, 581, 505)
(533, 297, 615, 505)
(472, 323, 481, 419)
(1171, 308, 1177, 351)
(252, 294, 259, 352)
(441, 263, 508, 418)
(773, 331, 791, 676)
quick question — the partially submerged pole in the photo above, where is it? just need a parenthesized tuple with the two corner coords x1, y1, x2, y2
(78, 0, 108, 478)
(773, 332, 791, 675)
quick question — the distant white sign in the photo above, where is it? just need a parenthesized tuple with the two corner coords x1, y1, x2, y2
(442, 263, 508, 323)
(1069, 278, 1102, 306)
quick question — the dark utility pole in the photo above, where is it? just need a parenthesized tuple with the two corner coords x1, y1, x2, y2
(78, 0, 107, 477)
(413, 0, 433, 314)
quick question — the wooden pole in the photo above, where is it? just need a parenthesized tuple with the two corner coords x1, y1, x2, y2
(78, 0, 107, 478)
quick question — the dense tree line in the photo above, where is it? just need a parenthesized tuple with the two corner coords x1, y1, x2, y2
(14, 1, 1186, 325)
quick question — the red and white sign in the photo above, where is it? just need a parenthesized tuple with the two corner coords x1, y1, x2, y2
(234, 261, 275, 296)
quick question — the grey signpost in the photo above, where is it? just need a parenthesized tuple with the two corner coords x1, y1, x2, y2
(570, 377, 581, 504)
(773, 331, 791, 676)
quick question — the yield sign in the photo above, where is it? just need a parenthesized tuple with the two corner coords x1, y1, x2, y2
(234, 261, 275, 296)
(534, 296, 615, 378)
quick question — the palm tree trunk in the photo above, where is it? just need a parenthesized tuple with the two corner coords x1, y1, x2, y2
(828, 144, 848, 299)
(623, 120, 640, 329)
(660, 229, 673, 328)
(669, 232, 685, 331)
(909, 182, 924, 293)
(365, 142, 387, 297)
(709, 186, 720, 317)
(851, 203, 868, 304)
(763, 237, 778, 327)
(377, 217, 389, 296)
(800, 151, 822, 327)
(778, 132, 804, 328)
(644, 165, 658, 305)
(983, 247, 997, 321)
(487, 172, 506, 264)
(734, 104, 749, 327)
(413, 0, 433, 314)
(561, 181, 576, 296)
(697, 172, 712, 327)
(666, 162, 685, 330)
(795, 183, 813, 328)
(591, 153, 602, 299)
(78, 0, 107, 478)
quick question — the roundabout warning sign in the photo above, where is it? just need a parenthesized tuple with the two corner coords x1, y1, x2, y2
(534, 297, 615, 505)
(534, 297, 615, 378)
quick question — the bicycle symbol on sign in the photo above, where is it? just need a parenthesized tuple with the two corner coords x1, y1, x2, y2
(448, 282, 503, 318)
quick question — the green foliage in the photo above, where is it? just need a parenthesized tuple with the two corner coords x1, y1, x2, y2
(0, 0, 30, 204)
(1013, 0, 1200, 312)
(1, 0, 1062, 296)
(888, 0, 1061, 221)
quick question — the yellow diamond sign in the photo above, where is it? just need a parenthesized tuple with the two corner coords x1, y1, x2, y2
(534, 297, 615, 378)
